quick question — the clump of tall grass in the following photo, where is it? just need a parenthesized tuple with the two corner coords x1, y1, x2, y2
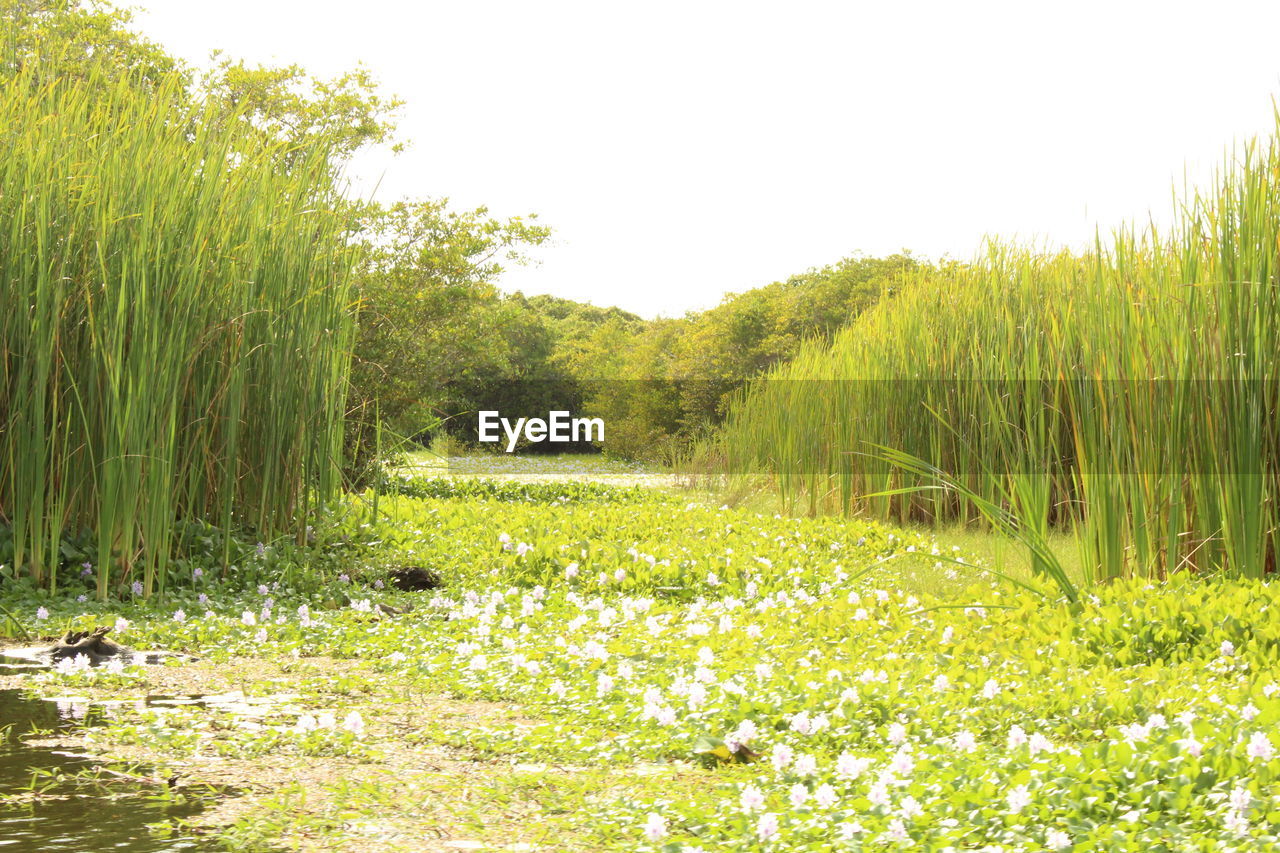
(722, 115, 1280, 586)
(0, 59, 355, 597)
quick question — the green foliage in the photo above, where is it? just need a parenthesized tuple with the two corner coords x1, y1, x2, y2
(555, 254, 920, 459)
(9, 477, 1277, 850)
(344, 199, 552, 476)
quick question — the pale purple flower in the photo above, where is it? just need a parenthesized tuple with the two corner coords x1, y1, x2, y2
(740, 784, 765, 812)
(882, 818, 910, 843)
(642, 812, 667, 842)
(790, 711, 814, 735)
(835, 751, 870, 779)
(756, 812, 779, 842)
(35, 607, 48, 621)
(173, 609, 186, 623)
(1246, 731, 1274, 761)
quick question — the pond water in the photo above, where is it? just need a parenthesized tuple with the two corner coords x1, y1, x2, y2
(0, 683, 215, 852)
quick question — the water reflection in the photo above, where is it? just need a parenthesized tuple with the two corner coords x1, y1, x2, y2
(0, 688, 215, 852)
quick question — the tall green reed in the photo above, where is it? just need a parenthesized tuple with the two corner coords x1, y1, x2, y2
(721, 113, 1280, 586)
(0, 60, 356, 597)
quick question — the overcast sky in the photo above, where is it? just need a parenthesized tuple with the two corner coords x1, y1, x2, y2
(133, 0, 1280, 318)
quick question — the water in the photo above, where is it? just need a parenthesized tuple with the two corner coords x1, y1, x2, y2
(0, 686, 216, 852)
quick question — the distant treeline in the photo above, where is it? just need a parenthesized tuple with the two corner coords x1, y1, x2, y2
(364, 252, 925, 460)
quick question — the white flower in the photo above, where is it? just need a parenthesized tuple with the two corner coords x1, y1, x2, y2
(1220, 640, 1235, 657)
(788, 783, 808, 807)
(241, 610, 256, 626)
(642, 812, 666, 842)
(981, 679, 1000, 699)
(342, 711, 364, 736)
(1225, 809, 1250, 835)
(1027, 732, 1054, 755)
(953, 731, 977, 753)
(1046, 829, 1071, 849)
(1229, 784, 1252, 811)
(932, 674, 950, 692)
(1177, 735, 1203, 758)
(836, 751, 870, 779)
(1006, 784, 1031, 814)
(792, 753, 817, 777)
(1119, 721, 1150, 744)
(887, 721, 907, 745)
(173, 609, 186, 623)
(898, 795, 923, 819)
(1007, 724, 1028, 749)
(813, 783, 837, 809)
(468, 654, 487, 671)
(771, 743, 793, 772)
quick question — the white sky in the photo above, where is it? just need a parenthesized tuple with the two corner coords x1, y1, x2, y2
(133, 0, 1280, 318)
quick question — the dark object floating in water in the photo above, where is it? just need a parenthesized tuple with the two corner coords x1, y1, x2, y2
(51, 626, 127, 662)
(3, 626, 194, 666)
(389, 566, 442, 591)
